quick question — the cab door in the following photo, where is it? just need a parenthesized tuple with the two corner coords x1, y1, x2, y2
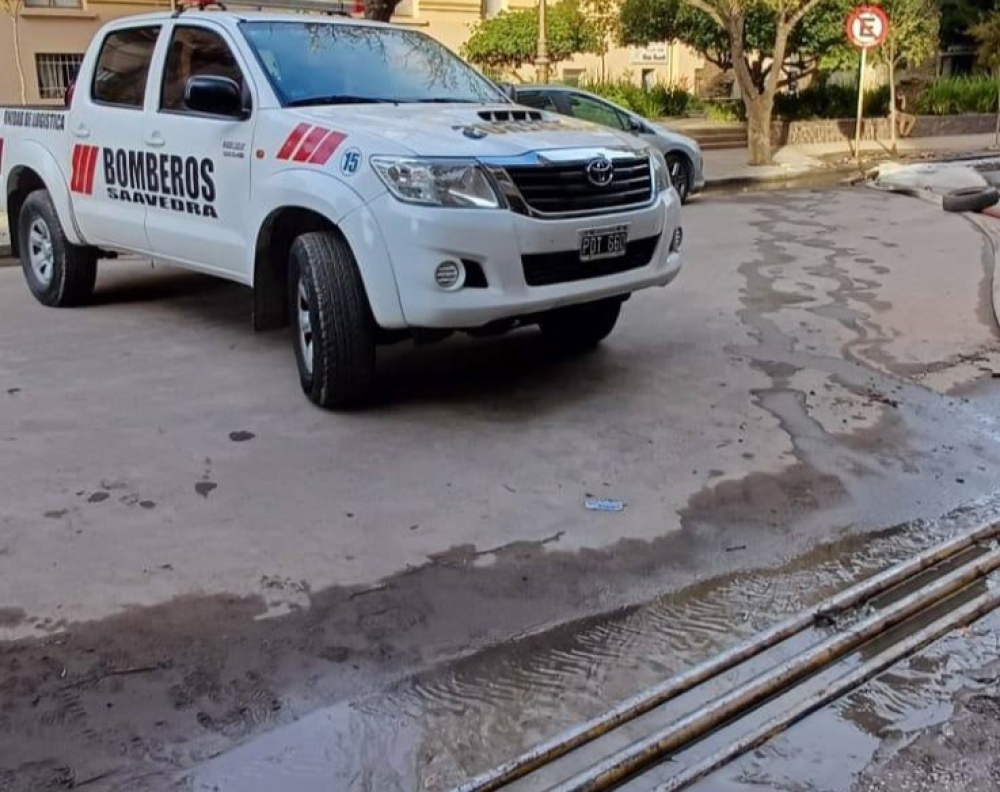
(70, 24, 162, 252)
(143, 21, 254, 282)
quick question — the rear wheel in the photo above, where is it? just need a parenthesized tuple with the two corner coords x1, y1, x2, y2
(666, 154, 692, 204)
(540, 297, 622, 353)
(287, 230, 376, 410)
(18, 189, 97, 307)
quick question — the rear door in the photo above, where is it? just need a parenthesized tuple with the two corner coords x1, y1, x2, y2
(70, 24, 161, 252)
(143, 21, 254, 281)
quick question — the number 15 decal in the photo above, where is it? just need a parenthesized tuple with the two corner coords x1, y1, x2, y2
(340, 148, 362, 176)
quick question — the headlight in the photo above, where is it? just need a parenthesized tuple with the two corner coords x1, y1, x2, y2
(371, 157, 501, 208)
(648, 148, 671, 194)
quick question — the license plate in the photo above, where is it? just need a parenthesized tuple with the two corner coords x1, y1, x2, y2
(580, 225, 629, 262)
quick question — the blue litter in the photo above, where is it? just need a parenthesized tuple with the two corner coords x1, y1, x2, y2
(585, 498, 626, 512)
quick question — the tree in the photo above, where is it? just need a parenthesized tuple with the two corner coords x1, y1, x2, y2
(0, 0, 26, 104)
(462, 1, 602, 74)
(582, 0, 620, 78)
(970, 12, 1000, 146)
(620, 0, 852, 164)
(869, 0, 939, 152)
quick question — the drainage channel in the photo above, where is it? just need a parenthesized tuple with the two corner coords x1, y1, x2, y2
(454, 520, 1000, 792)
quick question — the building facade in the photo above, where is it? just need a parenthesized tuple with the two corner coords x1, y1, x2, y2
(0, 0, 706, 105)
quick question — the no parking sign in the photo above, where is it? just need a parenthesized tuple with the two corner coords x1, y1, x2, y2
(846, 6, 889, 49)
(846, 5, 890, 160)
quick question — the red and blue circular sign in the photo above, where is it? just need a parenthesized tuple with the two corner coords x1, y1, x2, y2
(846, 5, 890, 49)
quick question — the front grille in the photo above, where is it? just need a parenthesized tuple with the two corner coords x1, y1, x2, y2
(522, 235, 660, 287)
(504, 157, 653, 216)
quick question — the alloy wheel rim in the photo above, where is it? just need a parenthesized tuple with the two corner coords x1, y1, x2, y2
(297, 275, 314, 377)
(28, 219, 55, 286)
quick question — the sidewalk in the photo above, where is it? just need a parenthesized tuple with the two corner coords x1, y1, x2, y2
(704, 132, 1000, 188)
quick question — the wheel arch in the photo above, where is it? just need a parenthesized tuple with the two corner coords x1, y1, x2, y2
(252, 205, 334, 331)
(4, 143, 86, 254)
(252, 201, 406, 332)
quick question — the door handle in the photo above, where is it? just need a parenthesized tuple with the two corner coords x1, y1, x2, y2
(145, 132, 165, 148)
(73, 124, 90, 139)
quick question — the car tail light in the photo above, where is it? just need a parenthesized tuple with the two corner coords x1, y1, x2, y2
(64, 81, 76, 108)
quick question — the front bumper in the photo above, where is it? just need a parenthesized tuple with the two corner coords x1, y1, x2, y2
(368, 191, 683, 329)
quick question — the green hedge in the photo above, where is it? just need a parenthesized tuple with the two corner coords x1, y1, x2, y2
(914, 75, 997, 115)
(566, 74, 1000, 121)
(774, 83, 890, 120)
(578, 77, 696, 118)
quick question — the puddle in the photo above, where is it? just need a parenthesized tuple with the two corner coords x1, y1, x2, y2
(185, 499, 1000, 792)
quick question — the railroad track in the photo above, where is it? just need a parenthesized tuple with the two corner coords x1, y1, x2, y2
(453, 521, 1000, 792)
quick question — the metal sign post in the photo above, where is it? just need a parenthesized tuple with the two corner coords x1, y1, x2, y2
(846, 5, 889, 161)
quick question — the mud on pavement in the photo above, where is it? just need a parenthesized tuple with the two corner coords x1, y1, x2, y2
(3, 188, 1000, 790)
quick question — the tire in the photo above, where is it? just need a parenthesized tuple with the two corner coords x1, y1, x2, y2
(287, 230, 376, 409)
(666, 154, 692, 204)
(540, 297, 622, 353)
(18, 189, 97, 307)
(942, 186, 999, 214)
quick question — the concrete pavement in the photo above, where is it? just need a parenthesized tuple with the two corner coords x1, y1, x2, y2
(3, 187, 1000, 790)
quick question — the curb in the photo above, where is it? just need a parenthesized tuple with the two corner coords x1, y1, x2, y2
(703, 164, 860, 195)
(968, 211, 1000, 333)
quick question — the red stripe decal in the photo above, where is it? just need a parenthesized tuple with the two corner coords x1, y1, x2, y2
(308, 131, 346, 165)
(292, 126, 330, 163)
(70, 144, 84, 193)
(277, 123, 311, 160)
(83, 146, 100, 195)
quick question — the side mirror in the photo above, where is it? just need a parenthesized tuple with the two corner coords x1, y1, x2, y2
(627, 117, 647, 133)
(497, 82, 518, 102)
(185, 75, 249, 119)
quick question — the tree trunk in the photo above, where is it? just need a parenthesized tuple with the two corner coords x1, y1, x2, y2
(746, 96, 772, 165)
(889, 44, 898, 155)
(364, 0, 396, 22)
(995, 65, 1000, 149)
(11, 9, 27, 105)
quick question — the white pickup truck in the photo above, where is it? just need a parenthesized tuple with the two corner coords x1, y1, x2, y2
(0, 6, 683, 408)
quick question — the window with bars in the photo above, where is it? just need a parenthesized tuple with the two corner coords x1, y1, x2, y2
(24, 0, 84, 7)
(35, 53, 85, 100)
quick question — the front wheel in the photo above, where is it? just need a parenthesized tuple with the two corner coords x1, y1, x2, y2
(18, 189, 97, 307)
(540, 298, 623, 353)
(287, 230, 376, 410)
(666, 154, 692, 204)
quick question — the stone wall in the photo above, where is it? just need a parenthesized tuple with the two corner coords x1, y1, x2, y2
(771, 114, 998, 146)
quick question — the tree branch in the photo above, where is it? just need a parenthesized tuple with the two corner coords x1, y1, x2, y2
(788, 0, 824, 32)
(683, 0, 726, 28)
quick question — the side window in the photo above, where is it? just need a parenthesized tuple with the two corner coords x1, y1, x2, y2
(566, 94, 627, 130)
(161, 26, 245, 113)
(92, 26, 160, 108)
(517, 92, 559, 112)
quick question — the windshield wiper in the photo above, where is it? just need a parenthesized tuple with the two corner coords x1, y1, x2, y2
(407, 97, 479, 103)
(286, 95, 398, 107)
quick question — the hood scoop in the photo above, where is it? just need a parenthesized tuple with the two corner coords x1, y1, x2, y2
(478, 109, 544, 123)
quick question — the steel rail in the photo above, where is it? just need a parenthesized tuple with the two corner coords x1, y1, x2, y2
(653, 585, 1000, 791)
(454, 522, 1000, 792)
(548, 545, 1000, 792)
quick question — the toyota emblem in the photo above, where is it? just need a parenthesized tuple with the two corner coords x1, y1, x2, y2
(586, 157, 614, 187)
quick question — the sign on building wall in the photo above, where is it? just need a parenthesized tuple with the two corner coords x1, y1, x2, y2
(630, 43, 668, 65)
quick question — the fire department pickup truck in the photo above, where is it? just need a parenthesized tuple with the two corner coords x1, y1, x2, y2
(0, 5, 683, 409)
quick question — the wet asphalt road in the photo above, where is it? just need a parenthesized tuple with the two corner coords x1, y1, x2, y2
(2, 187, 1000, 791)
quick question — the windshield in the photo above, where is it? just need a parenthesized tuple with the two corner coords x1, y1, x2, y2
(240, 21, 505, 106)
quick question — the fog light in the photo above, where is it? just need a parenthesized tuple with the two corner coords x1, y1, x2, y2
(435, 260, 465, 290)
(670, 227, 683, 252)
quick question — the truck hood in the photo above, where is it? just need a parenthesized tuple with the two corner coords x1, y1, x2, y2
(291, 103, 648, 158)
